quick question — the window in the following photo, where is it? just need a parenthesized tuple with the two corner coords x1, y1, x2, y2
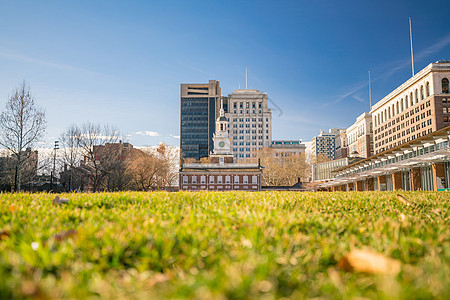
(443, 78, 449, 94)
(217, 176, 223, 184)
(234, 176, 239, 184)
(426, 82, 430, 97)
(410, 92, 413, 106)
(210, 176, 214, 184)
(183, 176, 188, 184)
(225, 176, 230, 183)
(405, 96, 409, 109)
(243, 176, 248, 184)
(252, 176, 257, 184)
(420, 85, 424, 100)
(201, 176, 206, 184)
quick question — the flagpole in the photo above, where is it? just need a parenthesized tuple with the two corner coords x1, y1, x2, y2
(409, 17, 415, 77)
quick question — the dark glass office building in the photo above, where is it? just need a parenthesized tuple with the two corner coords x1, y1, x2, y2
(180, 80, 222, 161)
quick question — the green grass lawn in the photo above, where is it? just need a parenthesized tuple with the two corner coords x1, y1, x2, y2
(0, 191, 449, 299)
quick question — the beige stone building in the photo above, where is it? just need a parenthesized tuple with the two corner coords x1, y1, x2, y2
(335, 129, 348, 159)
(346, 112, 373, 158)
(270, 140, 306, 157)
(225, 89, 272, 160)
(371, 60, 450, 154)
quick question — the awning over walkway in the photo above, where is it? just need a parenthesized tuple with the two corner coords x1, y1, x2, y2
(317, 126, 450, 189)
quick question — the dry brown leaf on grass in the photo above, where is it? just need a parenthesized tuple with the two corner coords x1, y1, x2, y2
(338, 249, 401, 275)
(43, 230, 78, 247)
(53, 229, 78, 242)
(53, 196, 70, 205)
(0, 229, 10, 240)
(396, 194, 411, 207)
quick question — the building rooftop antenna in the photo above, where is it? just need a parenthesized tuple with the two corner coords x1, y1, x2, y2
(409, 17, 415, 77)
(246, 67, 248, 89)
(368, 70, 372, 110)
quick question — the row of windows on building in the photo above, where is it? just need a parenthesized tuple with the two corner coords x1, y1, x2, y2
(233, 129, 266, 134)
(374, 79, 449, 127)
(232, 124, 269, 128)
(347, 124, 372, 145)
(232, 135, 269, 140)
(182, 175, 258, 184)
(374, 102, 436, 150)
(233, 102, 263, 109)
(233, 109, 264, 114)
(233, 147, 259, 152)
(233, 141, 263, 146)
(232, 117, 268, 122)
(376, 128, 433, 153)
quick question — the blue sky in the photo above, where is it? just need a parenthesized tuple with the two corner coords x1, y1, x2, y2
(1, 0, 449, 147)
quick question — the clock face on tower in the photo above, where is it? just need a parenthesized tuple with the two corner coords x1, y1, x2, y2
(219, 141, 225, 147)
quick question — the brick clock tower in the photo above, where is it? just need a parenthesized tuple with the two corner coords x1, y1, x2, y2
(179, 97, 263, 191)
(211, 98, 234, 164)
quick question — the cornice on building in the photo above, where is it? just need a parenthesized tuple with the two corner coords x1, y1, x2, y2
(371, 62, 450, 113)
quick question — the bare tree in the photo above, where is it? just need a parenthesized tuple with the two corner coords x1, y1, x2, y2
(127, 152, 163, 191)
(127, 143, 179, 190)
(255, 147, 311, 186)
(70, 122, 121, 192)
(59, 124, 83, 191)
(0, 81, 46, 191)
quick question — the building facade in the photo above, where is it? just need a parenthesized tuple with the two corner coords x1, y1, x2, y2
(225, 89, 272, 160)
(346, 112, 373, 158)
(311, 128, 341, 160)
(179, 98, 263, 191)
(317, 126, 450, 192)
(371, 61, 450, 154)
(270, 140, 306, 157)
(335, 129, 348, 159)
(180, 80, 222, 161)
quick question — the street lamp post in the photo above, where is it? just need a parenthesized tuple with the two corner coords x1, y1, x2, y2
(51, 140, 59, 191)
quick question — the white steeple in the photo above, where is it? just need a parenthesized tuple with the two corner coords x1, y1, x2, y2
(213, 97, 232, 155)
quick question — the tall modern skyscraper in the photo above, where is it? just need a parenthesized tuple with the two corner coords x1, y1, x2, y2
(180, 80, 222, 161)
(225, 89, 272, 160)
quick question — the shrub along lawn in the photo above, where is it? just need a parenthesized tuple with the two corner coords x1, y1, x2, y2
(0, 191, 449, 299)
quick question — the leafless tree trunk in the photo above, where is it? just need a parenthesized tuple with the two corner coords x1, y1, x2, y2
(59, 124, 83, 191)
(0, 81, 46, 191)
(62, 122, 121, 192)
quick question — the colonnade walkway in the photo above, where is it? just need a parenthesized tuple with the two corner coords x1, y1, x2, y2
(318, 126, 450, 191)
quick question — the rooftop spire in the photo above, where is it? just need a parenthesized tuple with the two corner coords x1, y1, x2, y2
(220, 97, 224, 117)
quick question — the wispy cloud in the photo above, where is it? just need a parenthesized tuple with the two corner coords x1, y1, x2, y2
(0, 49, 105, 76)
(80, 134, 120, 140)
(326, 80, 368, 106)
(170, 134, 180, 139)
(326, 34, 450, 106)
(136, 131, 160, 137)
(352, 95, 365, 102)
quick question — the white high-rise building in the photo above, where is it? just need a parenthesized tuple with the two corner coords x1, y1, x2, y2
(311, 128, 342, 160)
(225, 89, 272, 160)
